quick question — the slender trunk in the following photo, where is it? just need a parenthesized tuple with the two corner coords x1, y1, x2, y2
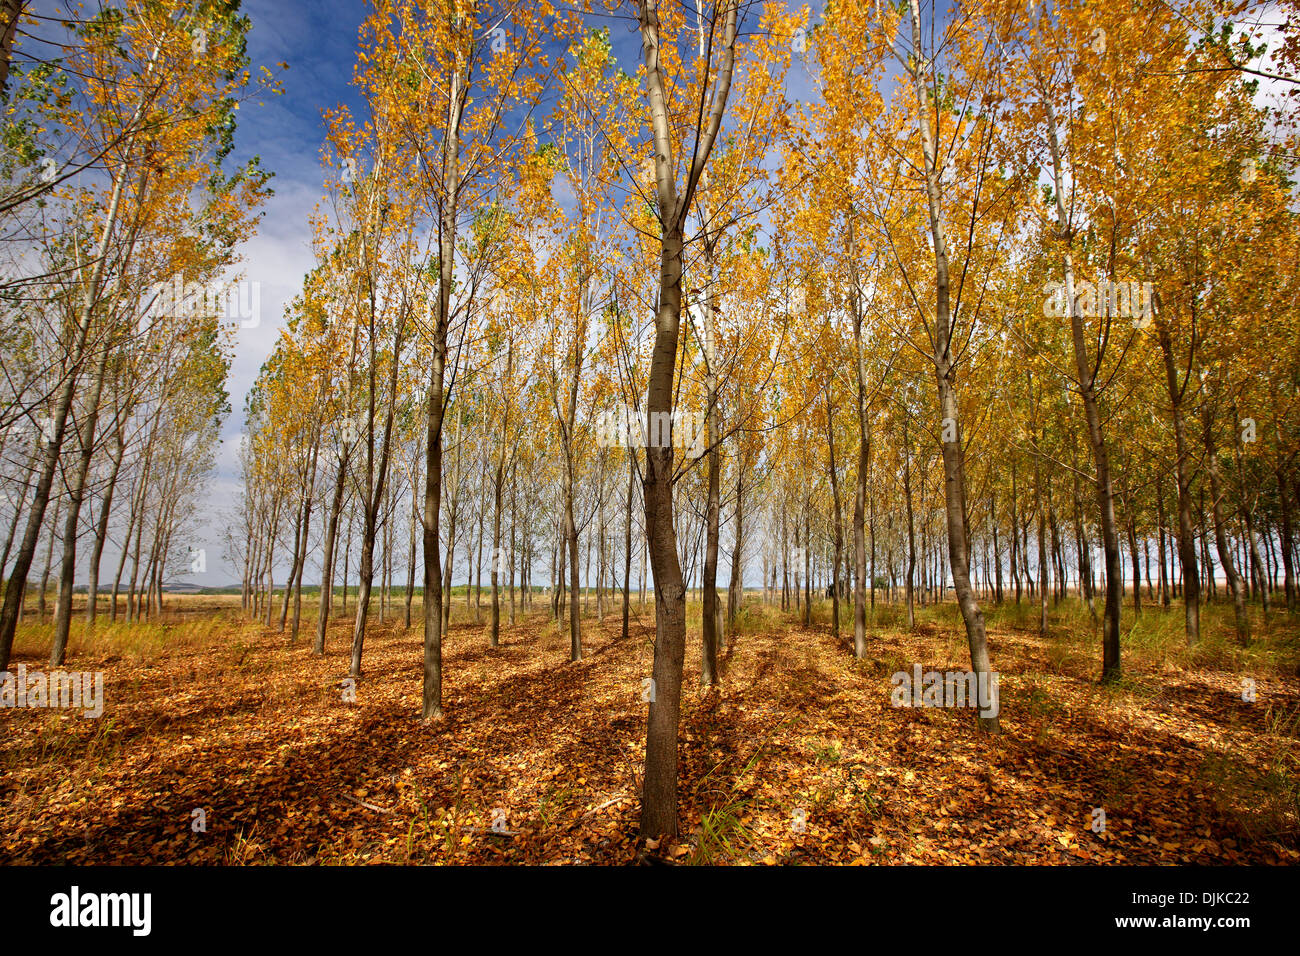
(850, 265, 871, 655)
(1157, 321, 1200, 645)
(903, 437, 916, 629)
(1203, 406, 1248, 641)
(491, 453, 504, 647)
(699, 263, 721, 685)
(827, 386, 844, 646)
(0, 159, 132, 671)
(727, 471, 743, 629)
(636, 0, 737, 836)
(623, 449, 634, 641)
(1276, 461, 1296, 613)
(52, 331, 114, 665)
(1157, 473, 1170, 606)
(992, 489, 1004, 604)
(1044, 97, 1121, 677)
(315, 452, 347, 655)
(1030, 406, 1048, 635)
(86, 416, 128, 624)
(910, 0, 997, 729)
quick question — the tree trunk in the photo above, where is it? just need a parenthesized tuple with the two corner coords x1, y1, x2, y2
(635, 0, 737, 837)
(51, 340, 114, 665)
(1203, 406, 1248, 642)
(827, 385, 844, 647)
(0, 161, 131, 671)
(1044, 98, 1121, 677)
(910, 0, 997, 730)
(86, 416, 128, 624)
(1157, 320, 1200, 645)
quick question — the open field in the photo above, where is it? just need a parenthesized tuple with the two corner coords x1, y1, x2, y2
(2, 594, 1296, 865)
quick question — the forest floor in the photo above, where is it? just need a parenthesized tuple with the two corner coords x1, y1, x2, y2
(1, 595, 1298, 864)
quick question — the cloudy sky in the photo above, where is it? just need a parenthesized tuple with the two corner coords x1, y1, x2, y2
(184, 0, 1290, 586)
(194, 1, 671, 584)
(194, 0, 369, 584)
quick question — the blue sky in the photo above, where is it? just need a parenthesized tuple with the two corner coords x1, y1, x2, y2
(189, 0, 1289, 586)
(200, 0, 369, 583)
(199, 0, 820, 585)
(222, 0, 368, 423)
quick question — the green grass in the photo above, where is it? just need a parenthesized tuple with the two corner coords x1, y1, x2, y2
(689, 795, 752, 865)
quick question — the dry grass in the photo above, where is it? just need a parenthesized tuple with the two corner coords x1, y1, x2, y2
(0, 593, 1296, 864)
